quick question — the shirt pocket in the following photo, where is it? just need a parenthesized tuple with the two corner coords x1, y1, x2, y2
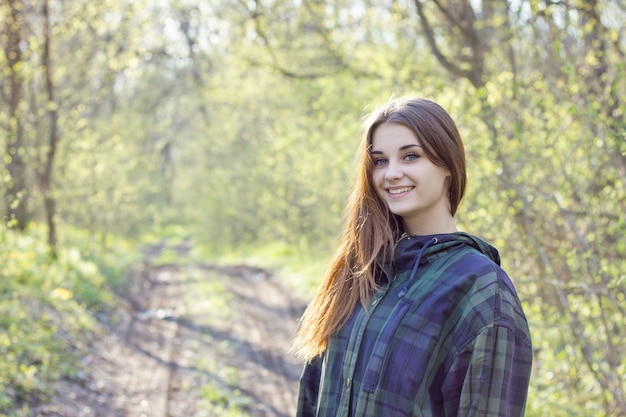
(362, 298, 412, 393)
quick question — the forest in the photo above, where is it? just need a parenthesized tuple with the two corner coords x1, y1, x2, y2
(1, 0, 625, 416)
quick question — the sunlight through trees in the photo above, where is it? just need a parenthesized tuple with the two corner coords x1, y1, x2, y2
(1, 1, 625, 415)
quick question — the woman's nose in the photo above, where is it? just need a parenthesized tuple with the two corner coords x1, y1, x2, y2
(384, 161, 403, 180)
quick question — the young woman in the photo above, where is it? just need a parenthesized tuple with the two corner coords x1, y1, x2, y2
(293, 97, 532, 417)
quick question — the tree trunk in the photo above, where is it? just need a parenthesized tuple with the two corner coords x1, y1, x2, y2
(40, 0, 59, 253)
(3, 0, 28, 230)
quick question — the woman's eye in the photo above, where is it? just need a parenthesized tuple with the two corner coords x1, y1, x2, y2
(405, 153, 420, 161)
(373, 158, 387, 166)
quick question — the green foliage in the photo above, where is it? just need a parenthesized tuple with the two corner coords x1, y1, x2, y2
(0, 223, 136, 415)
(2, 0, 625, 415)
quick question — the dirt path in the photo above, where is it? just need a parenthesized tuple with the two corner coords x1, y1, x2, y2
(37, 250, 307, 417)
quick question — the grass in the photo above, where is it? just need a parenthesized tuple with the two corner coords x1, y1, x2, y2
(180, 268, 233, 326)
(0, 223, 138, 416)
(194, 239, 334, 300)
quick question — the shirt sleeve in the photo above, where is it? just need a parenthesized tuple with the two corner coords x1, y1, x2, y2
(296, 355, 323, 417)
(441, 324, 533, 417)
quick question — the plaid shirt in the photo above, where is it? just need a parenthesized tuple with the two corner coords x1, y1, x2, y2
(297, 233, 532, 417)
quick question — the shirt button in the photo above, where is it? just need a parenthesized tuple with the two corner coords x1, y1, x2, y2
(345, 378, 351, 387)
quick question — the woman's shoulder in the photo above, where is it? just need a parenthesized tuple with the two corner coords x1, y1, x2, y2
(447, 249, 530, 344)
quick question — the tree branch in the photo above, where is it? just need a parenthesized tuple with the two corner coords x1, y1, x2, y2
(413, 0, 483, 86)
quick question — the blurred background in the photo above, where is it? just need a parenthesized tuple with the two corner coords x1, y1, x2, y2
(1, 0, 625, 416)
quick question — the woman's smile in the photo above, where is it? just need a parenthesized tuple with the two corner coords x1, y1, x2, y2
(387, 186, 414, 196)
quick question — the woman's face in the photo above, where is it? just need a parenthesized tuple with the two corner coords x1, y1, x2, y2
(370, 123, 455, 235)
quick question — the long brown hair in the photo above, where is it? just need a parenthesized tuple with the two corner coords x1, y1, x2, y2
(293, 97, 466, 360)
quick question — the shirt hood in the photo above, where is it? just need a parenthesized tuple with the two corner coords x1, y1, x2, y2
(383, 232, 501, 278)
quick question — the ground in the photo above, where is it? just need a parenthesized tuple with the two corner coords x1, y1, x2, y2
(36, 246, 307, 417)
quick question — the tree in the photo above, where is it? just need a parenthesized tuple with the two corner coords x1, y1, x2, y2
(1, 0, 28, 230)
(36, 0, 60, 252)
